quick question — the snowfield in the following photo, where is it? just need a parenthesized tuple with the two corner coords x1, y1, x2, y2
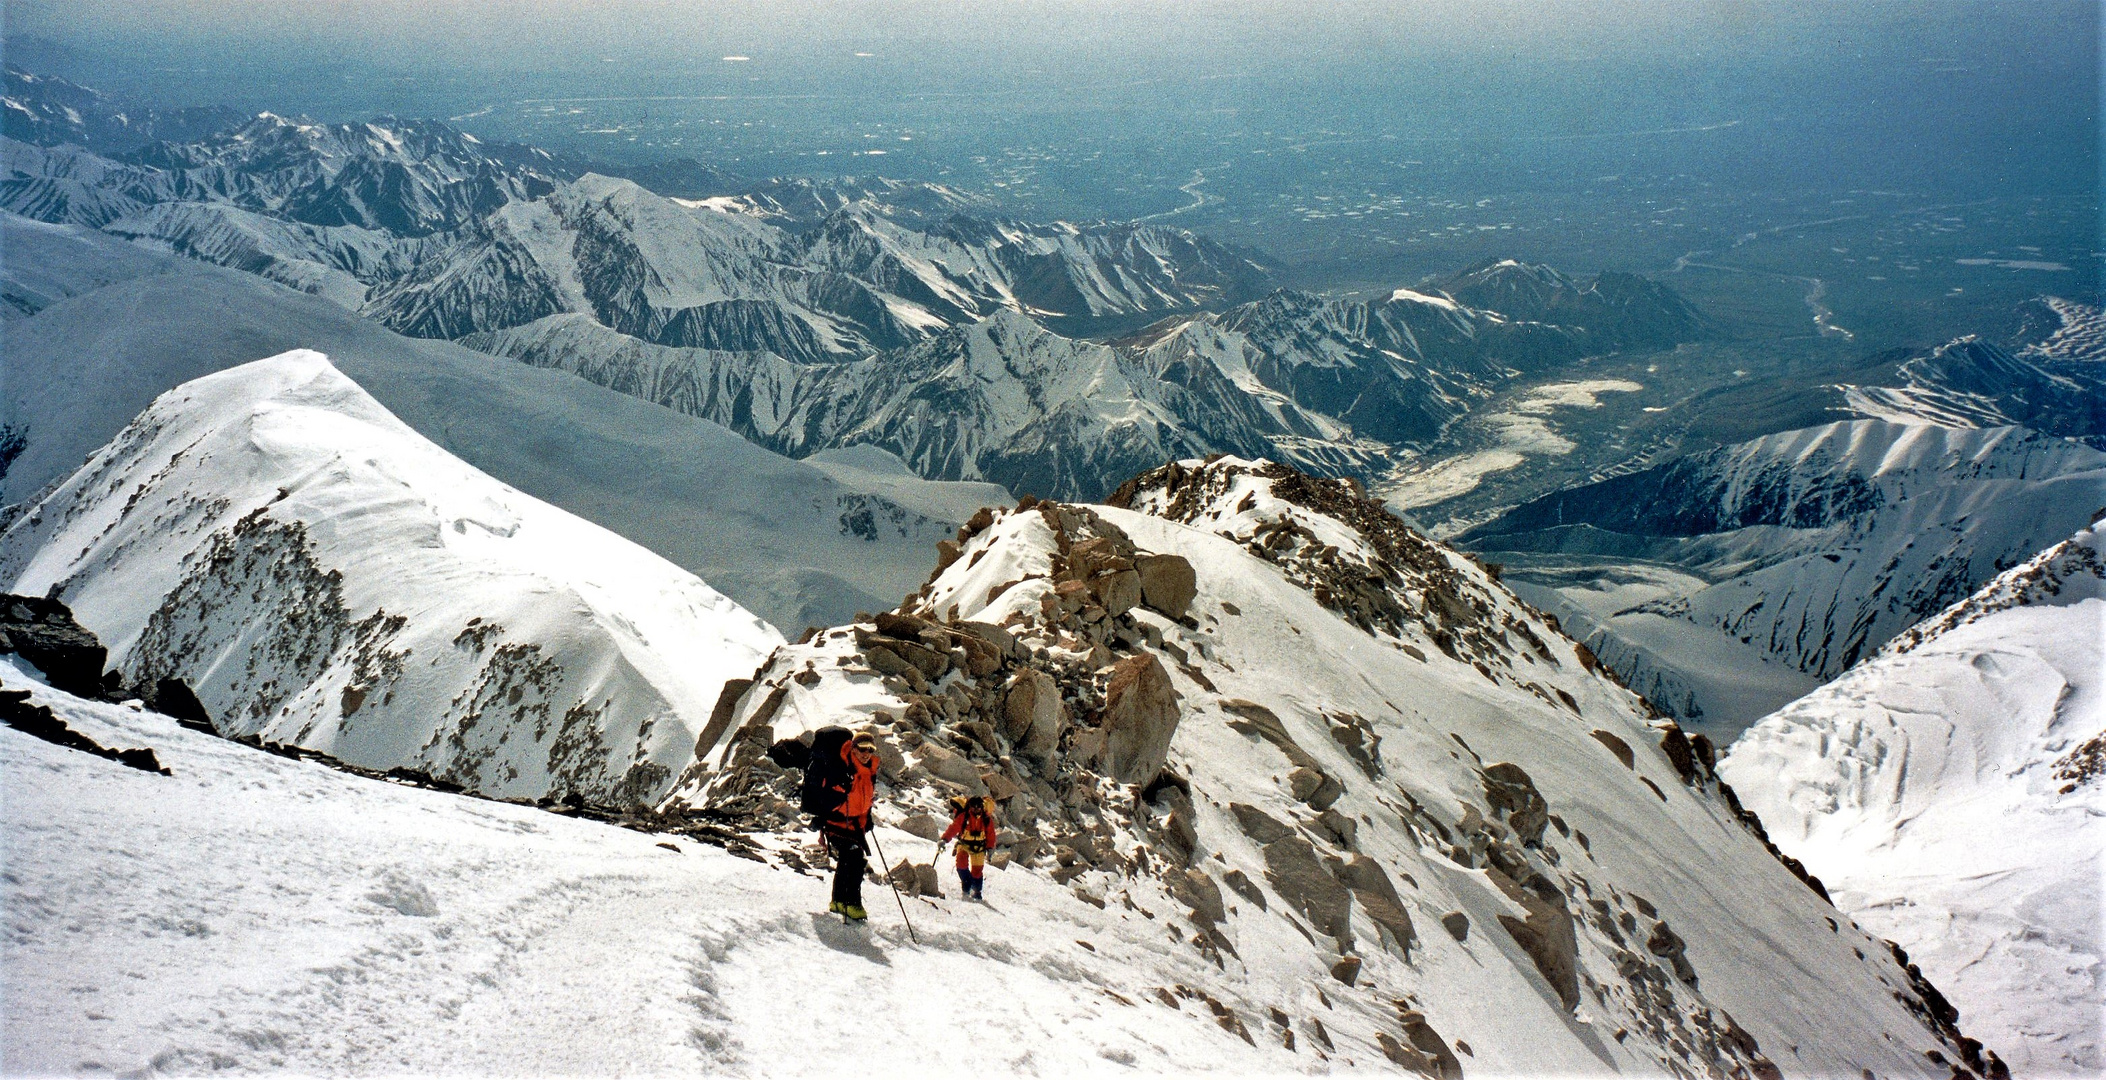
(1722, 523, 2106, 1077)
(0, 660, 1280, 1077)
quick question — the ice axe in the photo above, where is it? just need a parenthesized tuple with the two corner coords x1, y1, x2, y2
(865, 826, 919, 945)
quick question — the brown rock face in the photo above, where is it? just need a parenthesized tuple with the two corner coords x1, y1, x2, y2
(1657, 723, 1700, 784)
(1002, 668, 1066, 759)
(1135, 554, 1198, 618)
(1440, 910, 1470, 942)
(897, 813, 944, 841)
(1174, 868, 1228, 926)
(1397, 1011, 1464, 1080)
(1329, 955, 1362, 986)
(916, 743, 984, 790)
(1089, 569, 1143, 617)
(691, 677, 755, 761)
(1223, 868, 1268, 911)
(1097, 653, 1180, 784)
(1231, 803, 1295, 845)
(889, 859, 943, 897)
(1288, 766, 1346, 810)
(1490, 867, 1580, 1012)
(1481, 762, 1549, 846)
(1647, 919, 1698, 986)
(1336, 855, 1416, 957)
(1589, 728, 1635, 769)
(1263, 835, 1354, 950)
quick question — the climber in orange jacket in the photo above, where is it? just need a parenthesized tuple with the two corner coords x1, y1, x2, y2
(938, 794, 998, 900)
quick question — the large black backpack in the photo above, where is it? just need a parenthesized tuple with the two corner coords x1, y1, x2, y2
(800, 726, 854, 818)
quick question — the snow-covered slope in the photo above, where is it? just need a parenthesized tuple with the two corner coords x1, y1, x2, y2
(0, 352, 782, 803)
(1467, 420, 2106, 732)
(1, 658, 1327, 1076)
(468, 306, 1377, 501)
(0, 221, 1008, 632)
(1720, 523, 2106, 1077)
(1839, 330, 2106, 448)
(666, 456, 2003, 1079)
(2, 64, 245, 153)
(470, 259, 1711, 502)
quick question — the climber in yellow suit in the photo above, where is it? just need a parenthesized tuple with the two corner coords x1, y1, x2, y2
(937, 795, 997, 901)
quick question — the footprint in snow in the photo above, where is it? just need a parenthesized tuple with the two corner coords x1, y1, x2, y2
(366, 872, 440, 917)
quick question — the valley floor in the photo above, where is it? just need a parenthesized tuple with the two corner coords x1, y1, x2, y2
(0, 659, 1307, 1077)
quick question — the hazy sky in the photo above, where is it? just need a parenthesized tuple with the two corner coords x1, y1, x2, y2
(10, 1, 2091, 87)
(5, 0, 2095, 203)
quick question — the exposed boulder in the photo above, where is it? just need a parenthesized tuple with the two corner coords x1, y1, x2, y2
(141, 676, 215, 732)
(1330, 955, 1362, 986)
(1223, 868, 1268, 911)
(1440, 910, 1470, 942)
(0, 594, 111, 700)
(1336, 855, 1416, 957)
(1647, 919, 1698, 987)
(1315, 807, 1358, 848)
(1097, 653, 1179, 784)
(1263, 835, 1354, 950)
(1489, 868, 1580, 1012)
(1002, 668, 1066, 759)
(951, 620, 1018, 660)
(1089, 569, 1143, 617)
(1588, 728, 1635, 769)
(1135, 553, 1198, 618)
(1656, 722, 1699, 784)
(1174, 868, 1228, 926)
(889, 858, 943, 897)
(915, 743, 984, 790)
(1221, 698, 1322, 771)
(1231, 802, 1295, 844)
(1481, 762, 1549, 846)
(1398, 1010, 1465, 1080)
(897, 812, 944, 841)
(1288, 766, 1345, 810)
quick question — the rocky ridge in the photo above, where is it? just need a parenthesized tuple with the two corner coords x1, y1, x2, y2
(663, 455, 2000, 1080)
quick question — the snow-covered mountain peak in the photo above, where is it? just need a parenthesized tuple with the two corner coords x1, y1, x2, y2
(0, 350, 783, 803)
(665, 459, 2000, 1079)
(1108, 456, 1528, 663)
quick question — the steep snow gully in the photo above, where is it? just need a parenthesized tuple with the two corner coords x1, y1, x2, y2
(2, 371, 2009, 1078)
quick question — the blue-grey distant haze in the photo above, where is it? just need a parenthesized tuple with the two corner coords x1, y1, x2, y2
(5, 1, 2097, 322)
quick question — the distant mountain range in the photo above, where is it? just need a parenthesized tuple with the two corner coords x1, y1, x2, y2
(0, 214, 1008, 635)
(1, 65, 1716, 503)
(1469, 419, 2106, 733)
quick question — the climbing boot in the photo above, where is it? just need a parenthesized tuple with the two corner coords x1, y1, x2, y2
(842, 903, 868, 921)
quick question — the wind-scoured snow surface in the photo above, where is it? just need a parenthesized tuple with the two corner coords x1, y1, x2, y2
(1721, 524, 2106, 1077)
(0, 661, 1262, 1077)
(0, 352, 782, 803)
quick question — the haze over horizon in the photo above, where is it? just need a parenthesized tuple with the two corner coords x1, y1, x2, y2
(8, 0, 2094, 201)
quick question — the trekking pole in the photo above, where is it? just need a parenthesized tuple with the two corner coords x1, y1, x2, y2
(865, 827, 919, 945)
